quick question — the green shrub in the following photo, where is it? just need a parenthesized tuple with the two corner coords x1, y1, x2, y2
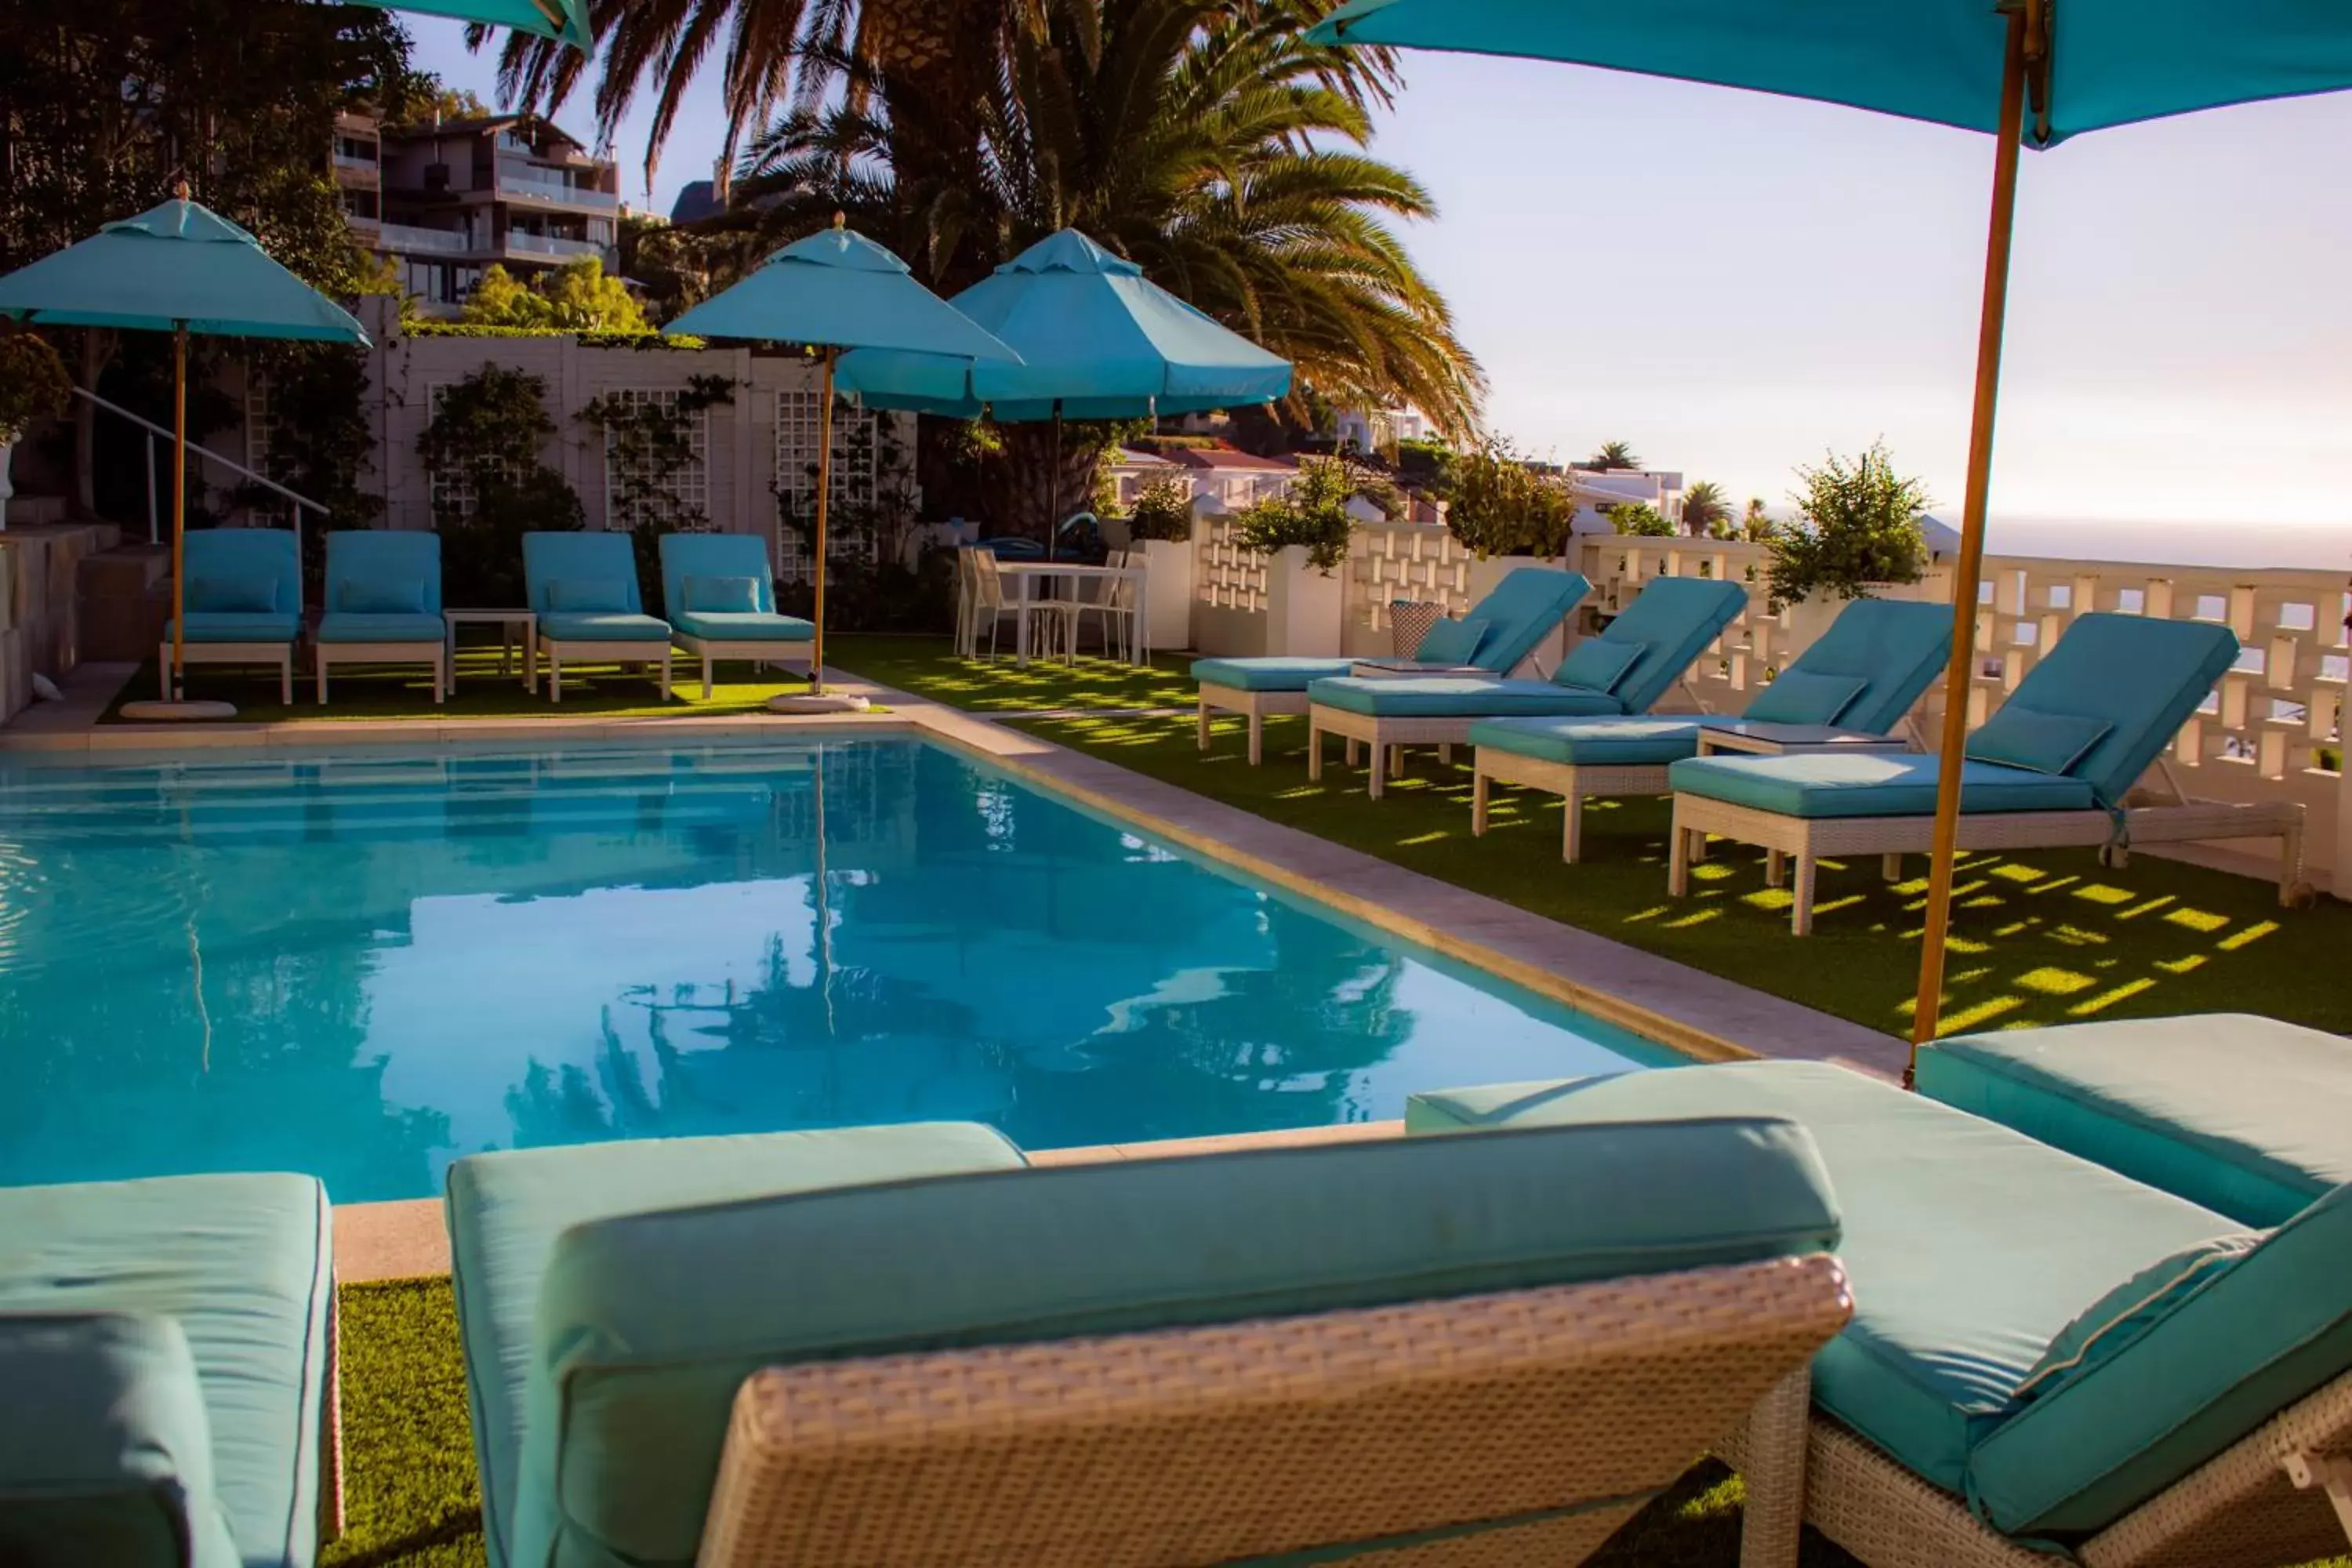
(1608, 502, 1676, 537)
(0, 332, 71, 443)
(1126, 474, 1196, 543)
(1765, 441, 1929, 611)
(1232, 457, 1363, 572)
(1446, 441, 1577, 557)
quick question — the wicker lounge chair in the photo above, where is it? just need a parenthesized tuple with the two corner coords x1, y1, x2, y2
(1192, 567, 1590, 764)
(657, 532, 814, 699)
(161, 527, 302, 704)
(315, 529, 448, 703)
(1305, 575, 1748, 798)
(521, 531, 673, 702)
(0, 1173, 341, 1568)
(1471, 597, 1952, 860)
(1409, 1059, 2352, 1568)
(444, 1116, 1849, 1567)
(1663, 614, 2306, 933)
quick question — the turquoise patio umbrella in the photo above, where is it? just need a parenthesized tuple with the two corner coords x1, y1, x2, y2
(0, 191, 368, 716)
(347, 0, 590, 49)
(666, 218, 1021, 707)
(837, 228, 1293, 553)
(1308, 0, 2352, 1064)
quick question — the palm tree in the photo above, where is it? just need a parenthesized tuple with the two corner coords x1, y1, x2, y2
(722, 0, 1483, 527)
(1742, 496, 1779, 542)
(1587, 439, 1641, 470)
(1682, 479, 1730, 537)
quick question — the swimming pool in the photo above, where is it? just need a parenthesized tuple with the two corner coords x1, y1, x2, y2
(0, 737, 1677, 1200)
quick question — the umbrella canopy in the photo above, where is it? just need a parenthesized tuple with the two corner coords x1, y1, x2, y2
(0, 198, 369, 344)
(1308, 0, 2352, 145)
(666, 226, 1022, 363)
(346, 0, 590, 49)
(1303, 0, 2352, 1062)
(835, 228, 1293, 420)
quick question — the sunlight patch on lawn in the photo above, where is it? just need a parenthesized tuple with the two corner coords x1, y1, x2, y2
(2165, 907, 2230, 934)
(2071, 884, 2136, 906)
(2071, 978, 2157, 1015)
(1938, 995, 2025, 1033)
(2217, 920, 2278, 952)
(2016, 966, 2097, 996)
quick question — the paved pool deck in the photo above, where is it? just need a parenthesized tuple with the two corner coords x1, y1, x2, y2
(7, 659, 1908, 1282)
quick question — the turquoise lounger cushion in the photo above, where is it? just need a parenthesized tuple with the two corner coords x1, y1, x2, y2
(445, 1124, 1029, 1568)
(1553, 636, 1646, 695)
(546, 578, 632, 613)
(1965, 704, 2114, 777)
(1192, 655, 1356, 692)
(183, 531, 302, 621)
(325, 531, 443, 619)
(1469, 715, 1704, 766)
(1742, 669, 1867, 727)
(0, 1314, 236, 1568)
(1310, 674, 1624, 719)
(1578, 576, 1749, 714)
(1771, 597, 1955, 735)
(657, 533, 776, 620)
(1452, 567, 1592, 672)
(680, 574, 762, 613)
(538, 612, 673, 644)
(524, 532, 644, 617)
(1989, 613, 2237, 807)
(2009, 1232, 2262, 1404)
(315, 612, 445, 644)
(504, 1116, 1838, 1568)
(336, 578, 426, 615)
(669, 610, 815, 643)
(1406, 1062, 2231, 1499)
(188, 575, 279, 615)
(1414, 614, 1488, 665)
(166, 613, 302, 644)
(1918, 1014, 2352, 1227)
(0, 1174, 336, 1568)
(1667, 752, 2098, 818)
(1970, 1178, 2352, 1535)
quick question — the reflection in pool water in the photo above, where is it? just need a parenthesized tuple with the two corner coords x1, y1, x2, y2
(0, 739, 1672, 1200)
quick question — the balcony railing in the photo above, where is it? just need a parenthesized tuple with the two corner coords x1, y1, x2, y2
(496, 165, 617, 209)
(503, 232, 611, 261)
(332, 151, 379, 173)
(378, 222, 472, 254)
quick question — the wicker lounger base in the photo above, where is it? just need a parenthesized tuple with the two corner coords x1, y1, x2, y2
(672, 635, 812, 701)
(538, 637, 673, 703)
(1668, 793, 2307, 935)
(1716, 1366, 2352, 1568)
(315, 641, 449, 705)
(696, 1254, 1852, 1568)
(160, 639, 295, 706)
(1308, 704, 1475, 798)
(1196, 682, 1309, 765)
(1472, 748, 1675, 862)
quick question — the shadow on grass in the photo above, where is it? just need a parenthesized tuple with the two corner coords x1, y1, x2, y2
(1016, 710, 2352, 1039)
(830, 633, 1198, 713)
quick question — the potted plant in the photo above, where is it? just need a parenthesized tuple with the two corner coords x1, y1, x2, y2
(1764, 441, 1931, 638)
(1445, 440, 1578, 560)
(0, 332, 72, 532)
(1232, 457, 1364, 655)
(1123, 472, 1199, 651)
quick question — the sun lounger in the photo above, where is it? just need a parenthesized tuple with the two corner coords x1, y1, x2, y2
(1192, 567, 1590, 764)
(444, 1116, 1849, 1568)
(314, 529, 448, 703)
(1472, 597, 1952, 859)
(656, 532, 815, 699)
(1663, 613, 2307, 933)
(162, 527, 301, 704)
(521, 531, 673, 702)
(0, 1173, 340, 1568)
(1408, 1058, 2352, 1568)
(1305, 575, 1749, 798)
(1918, 1012, 2352, 1227)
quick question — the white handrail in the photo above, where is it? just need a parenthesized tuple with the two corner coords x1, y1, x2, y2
(72, 386, 326, 548)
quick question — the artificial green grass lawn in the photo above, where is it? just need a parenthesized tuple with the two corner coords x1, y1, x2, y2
(826, 632, 1200, 712)
(324, 1278, 1857, 1568)
(984, 708, 2352, 1040)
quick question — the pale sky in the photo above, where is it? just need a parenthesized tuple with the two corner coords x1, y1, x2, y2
(409, 22, 2352, 558)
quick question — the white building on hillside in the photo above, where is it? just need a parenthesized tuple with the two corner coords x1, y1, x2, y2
(1335, 405, 1430, 454)
(1567, 467, 1686, 534)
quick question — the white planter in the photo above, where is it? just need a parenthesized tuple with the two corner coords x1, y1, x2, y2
(1465, 554, 1577, 674)
(0, 440, 13, 532)
(1138, 536, 1194, 652)
(1265, 543, 1345, 657)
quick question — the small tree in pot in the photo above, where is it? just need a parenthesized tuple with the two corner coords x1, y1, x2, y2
(1446, 440, 1577, 557)
(1765, 441, 1930, 612)
(0, 332, 72, 528)
(1124, 474, 1196, 543)
(1233, 457, 1374, 573)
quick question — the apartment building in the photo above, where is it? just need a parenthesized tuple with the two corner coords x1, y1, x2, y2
(333, 111, 622, 316)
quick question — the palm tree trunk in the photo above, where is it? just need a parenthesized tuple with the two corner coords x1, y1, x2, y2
(997, 423, 1100, 543)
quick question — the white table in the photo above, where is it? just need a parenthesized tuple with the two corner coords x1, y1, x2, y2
(443, 608, 538, 695)
(1693, 719, 1913, 757)
(997, 562, 1151, 668)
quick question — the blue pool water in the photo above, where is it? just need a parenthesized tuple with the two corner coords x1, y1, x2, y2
(0, 739, 1675, 1200)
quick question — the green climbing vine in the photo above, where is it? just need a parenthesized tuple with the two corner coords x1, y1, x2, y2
(417, 361, 583, 606)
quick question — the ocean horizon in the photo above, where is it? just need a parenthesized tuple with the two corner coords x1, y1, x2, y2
(1978, 517, 2349, 573)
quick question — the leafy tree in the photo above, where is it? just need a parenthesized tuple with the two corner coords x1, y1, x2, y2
(382, 72, 493, 127)
(1124, 474, 1196, 543)
(1682, 480, 1730, 538)
(1587, 440, 1642, 471)
(418, 363, 584, 603)
(0, 334, 72, 444)
(1608, 502, 1675, 537)
(1446, 441, 1577, 558)
(0, 0, 411, 510)
(461, 258, 652, 333)
(1395, 437, 1458, 501)
(1764, 441, 1930, 611)
(1232, 457, 1373, 572)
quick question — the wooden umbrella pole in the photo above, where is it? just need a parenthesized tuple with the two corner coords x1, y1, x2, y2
(171, 321, 188, 701)
(811, 347, 837, 696)
(1910, 5, 2035, 1076)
